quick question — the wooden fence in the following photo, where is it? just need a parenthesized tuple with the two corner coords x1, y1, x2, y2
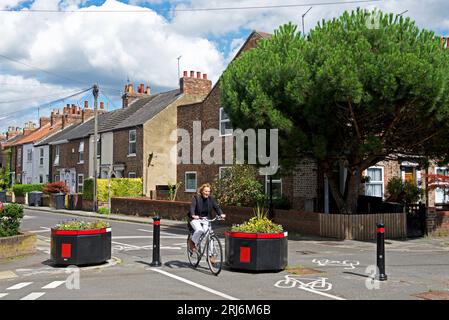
(319, 212, 407, 240)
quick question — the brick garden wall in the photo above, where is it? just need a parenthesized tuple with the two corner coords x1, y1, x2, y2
(427, 207, 449, 236)
(111, 197, 320, 236)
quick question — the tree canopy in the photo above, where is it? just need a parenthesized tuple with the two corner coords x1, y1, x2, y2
(220, 9, 449, 213)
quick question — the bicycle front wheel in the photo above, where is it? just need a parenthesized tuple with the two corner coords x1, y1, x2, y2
(206, 235, 223, 276)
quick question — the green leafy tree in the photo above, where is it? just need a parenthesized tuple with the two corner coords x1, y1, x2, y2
(221, 9, 449, 214)
(212, 165, 266, 207)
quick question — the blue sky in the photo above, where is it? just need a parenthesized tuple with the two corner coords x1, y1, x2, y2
(1, 0, 449, 134)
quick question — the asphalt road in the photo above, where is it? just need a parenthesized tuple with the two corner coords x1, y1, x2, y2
(0, 208, 448, 301)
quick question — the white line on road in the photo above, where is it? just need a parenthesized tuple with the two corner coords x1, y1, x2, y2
(0, 293, 9, 299)
(7, 282, 33, 290)
(113, 236, 185, 240)
(149, 268, 239, 301)
(111, 241, 144, 249)
(297, 285, 346, 300)
(42, 281, 66, 289)
(20, 292, 46, 300)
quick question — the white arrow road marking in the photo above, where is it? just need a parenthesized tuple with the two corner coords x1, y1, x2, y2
(7, 282, 33, 290)
(149, 268, 239, 300)
(42, 281, 66, 289)
(20, 292, 46, 300)
(0, 293, 9, 299)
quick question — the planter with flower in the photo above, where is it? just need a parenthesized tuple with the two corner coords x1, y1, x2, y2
(225, 207, 288, 272)
(51, 219, 111, 266)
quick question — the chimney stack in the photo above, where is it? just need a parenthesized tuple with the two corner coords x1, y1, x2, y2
(39, 117, 51, 128)
(122, 82, 151, 108)
(23, 121, 37, 136)
(179, 69, 212, 97)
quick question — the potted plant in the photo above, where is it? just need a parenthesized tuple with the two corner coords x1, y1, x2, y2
(51, 219, 111, 266)
(225, 206, 288, 272)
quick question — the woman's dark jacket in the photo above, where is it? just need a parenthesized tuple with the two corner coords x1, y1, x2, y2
(188, 194, 223, 221)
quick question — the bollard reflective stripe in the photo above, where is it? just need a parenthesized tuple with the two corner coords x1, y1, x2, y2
(153, 221, 160, 226)
(376, 227, 385, 233)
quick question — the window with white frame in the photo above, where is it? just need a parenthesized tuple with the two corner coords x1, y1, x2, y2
(128, 129, 137, 155)
(54, 146, 60, 166)
(219, 166, 232, 179)
(27, 149, 32, 162)
(39, 148, 44, 166)
(185, 172, 197, 192)
(79, 141, 84, 163)
(265, 173, 282, 199)
(365, 166, 384, 198)
(77, 174, 84, 193)
(128, 172, 136, 178)
(219, 108, 233, 136)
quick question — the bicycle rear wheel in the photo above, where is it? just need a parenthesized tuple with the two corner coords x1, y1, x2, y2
(206, 235, 223, 276)
(187, 234, 200, 268)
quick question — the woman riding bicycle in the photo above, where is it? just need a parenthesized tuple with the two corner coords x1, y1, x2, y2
(188, 183, 226, 260)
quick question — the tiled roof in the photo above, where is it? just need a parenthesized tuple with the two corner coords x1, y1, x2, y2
(8, 123, 62, 146)
(38, 89, 181, 143)
(1, 134, 24, 148)
(35, 123, 82, 146)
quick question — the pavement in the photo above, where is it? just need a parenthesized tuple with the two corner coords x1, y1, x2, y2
(0, 205, 448, 301)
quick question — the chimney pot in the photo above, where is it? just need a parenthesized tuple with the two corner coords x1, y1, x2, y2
(190, 71, 194, 77)
(100, 102, 104, 109)
(84, 101, 89, 109)
(203, 73, 207, 80)
(183, 71, 187, 77)
(197, 72, 201, 79)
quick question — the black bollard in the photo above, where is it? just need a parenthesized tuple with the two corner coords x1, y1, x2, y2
(150, 216, 162, 267)
(376, 222, 387, 281)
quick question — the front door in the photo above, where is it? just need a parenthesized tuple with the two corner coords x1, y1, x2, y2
(63, 169, 77, 194)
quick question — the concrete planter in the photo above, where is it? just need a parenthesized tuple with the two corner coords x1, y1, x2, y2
(0, 232, 37, 260)
(225, 231, 288, 272)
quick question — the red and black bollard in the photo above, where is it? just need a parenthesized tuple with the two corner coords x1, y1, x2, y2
(150, 215, 162, 267)
(376, 222, 387, 281)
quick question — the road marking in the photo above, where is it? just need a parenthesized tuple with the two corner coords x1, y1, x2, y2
(23, 215, 36, 220)
(0, 293, 9, 299)
(20, 292, 46, 300)
(274, 276, 345, 300)
(42, 281, 66, 289)
(7, 282, 33, 290)
(0, 271, 18, 280)
(113, 236, 185, 240)
(28, 227, 51, 233)
(111, 241, 144, 249)
(137, 229, 185, 237)
(140, 245, 181, 250)
(149, 268, 239, 301)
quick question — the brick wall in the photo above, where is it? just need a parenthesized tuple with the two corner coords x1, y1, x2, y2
(111, 197, 321, 236)
(113, 127, 143, 177)
(427, 207, 449, 236)
(52, 137, 90, 179)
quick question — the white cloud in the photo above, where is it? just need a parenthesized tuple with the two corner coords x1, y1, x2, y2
(0, 0, 225, 132)
(169, 0, 449, 36)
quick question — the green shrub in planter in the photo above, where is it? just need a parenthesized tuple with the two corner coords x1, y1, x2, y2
(54, 219, 110, 231)
(231, 206, 283, 234)
(0, 203, 24, 237)
(13, 184, 43, 197)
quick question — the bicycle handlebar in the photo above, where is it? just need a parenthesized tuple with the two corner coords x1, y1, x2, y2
(197, 216, 225, 222)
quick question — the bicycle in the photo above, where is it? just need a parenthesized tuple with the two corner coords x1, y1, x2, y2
(187, 216, 224, 276)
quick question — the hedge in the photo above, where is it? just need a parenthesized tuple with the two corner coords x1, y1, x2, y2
(83, 178, 142, 202)
(13, 184, 43, 197)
